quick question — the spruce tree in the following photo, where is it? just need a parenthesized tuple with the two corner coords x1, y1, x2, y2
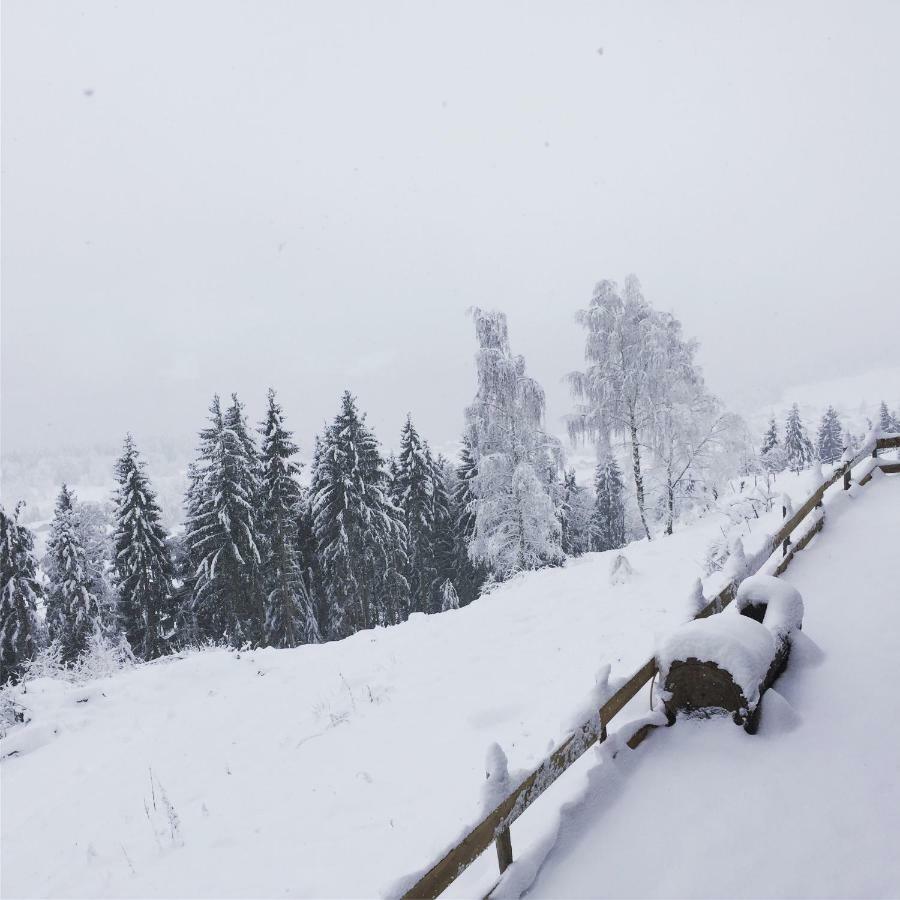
(879, 400, 899, 434)
(45, 485, 101, 662)
(258, 389, 319, 648)
(394, 416, 436, 615)
(0, 503, 42, 683)
(761, 416, 779, 456)
(784, 403, 814, 474)
(185, 394, 264, 646)
(451, 432, 486, 606)
(428, 453, 459, 611)
(310, 392, 407, 640)
(593, 450, 626, 552)
(816, 406, 844, 465)
(112, 435, 174, 659)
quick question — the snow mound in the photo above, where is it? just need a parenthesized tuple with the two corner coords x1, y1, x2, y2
(756, 689, 802, 737)
(656, 615, 776, 705)
(608, 554, 632, 586)
(734, 574, 804, 646)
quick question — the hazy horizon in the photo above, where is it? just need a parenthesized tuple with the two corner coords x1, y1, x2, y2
(3, 1, 899, 460)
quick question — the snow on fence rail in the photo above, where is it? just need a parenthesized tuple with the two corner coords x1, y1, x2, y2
(396, 434, 900, 900)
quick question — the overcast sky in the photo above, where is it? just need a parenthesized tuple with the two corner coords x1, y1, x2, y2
(3, 0, 899, 459)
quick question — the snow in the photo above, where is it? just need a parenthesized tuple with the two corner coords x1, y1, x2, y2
(655, 615, 776, 705)
(0, 511, 760, 900)
(733, 574, 804, 646)
(511, 473, 900, 899)
(2, 461, 894, 898)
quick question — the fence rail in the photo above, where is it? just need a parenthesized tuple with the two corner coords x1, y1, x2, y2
(399, 435, 899, 899)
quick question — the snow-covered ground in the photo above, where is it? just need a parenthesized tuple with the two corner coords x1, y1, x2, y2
(508, 472, 900, 899)
(1, 464, 895, 898)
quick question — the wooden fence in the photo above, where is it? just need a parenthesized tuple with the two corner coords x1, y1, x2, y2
(400, 435, 900, 900)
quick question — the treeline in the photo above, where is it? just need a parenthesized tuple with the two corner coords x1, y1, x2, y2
(1, 313, 627, 682)
(3, 277, 897, 683)
(759, 399, 899, 474)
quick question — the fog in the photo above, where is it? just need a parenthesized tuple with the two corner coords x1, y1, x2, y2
(3, 0, 899, 460)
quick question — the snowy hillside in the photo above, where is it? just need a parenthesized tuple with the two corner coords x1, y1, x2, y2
(521, 472, 900, 899)
(0, 466, 847, 899)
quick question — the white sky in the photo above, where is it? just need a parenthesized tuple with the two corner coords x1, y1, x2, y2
(3, 0, 899, 457)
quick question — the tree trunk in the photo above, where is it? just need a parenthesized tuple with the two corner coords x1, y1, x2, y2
(629, 413, 652, 541)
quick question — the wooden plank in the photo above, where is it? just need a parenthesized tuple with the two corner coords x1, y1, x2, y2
(774, 515, 824, 576)
(877, 435, 900, 450)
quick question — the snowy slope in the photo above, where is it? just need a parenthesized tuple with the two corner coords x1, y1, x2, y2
(512, 473, 900, 899)
(0, 471, 822, 899)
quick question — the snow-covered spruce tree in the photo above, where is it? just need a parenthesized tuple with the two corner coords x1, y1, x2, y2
(816, 406, 844, 465)
(45, 485, 101, 663)
(394, 416, 437, 614)
(258, 389, 319, 648)
(185, 394, 265, 646)
(760, 416, 779, 456)
(75, 500, 119, 637)
(559, 470, 593, 557)
(428, 453, 459, 611)
(783, 403, 814, 474)
(0, 503, 42, 683)
(592, 446, 626, 552)
(879, 400, 900, 434)
(450, 431, 487, 606)
(439, 578, 460, 611)
(311, 392, 408, 639)
(112, 435, 174, 659)
(465, 309, 563, 579)
(568, 276, 698, 540)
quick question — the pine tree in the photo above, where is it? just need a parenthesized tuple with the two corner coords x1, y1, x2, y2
(559, 469, 593, 556)
(451, 432, 487, 606)
(0, 503, 42, 683)
(112, 435, 174, 659)
(592, 449, 626, 552)
(258, 389, 319, 648)
(439, 578, 460, 611)
(784, 404, 814, 474)
(310, 392, 407, 640)
(185, 394, 264, 646)
(394, 417, 437, 615)
(879, 400, 899, 434)
(45, 485, 101, 662)
(761, 416, 779, 456)
(429, 453, 459, 610)
(816, 406, 844, 465)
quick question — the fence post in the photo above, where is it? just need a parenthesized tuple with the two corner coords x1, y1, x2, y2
(843, 464, 851, 491)
(496, 826, 513, 874)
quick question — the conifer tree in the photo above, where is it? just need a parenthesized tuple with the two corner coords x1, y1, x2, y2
(45, 485, 101, 662)
(0, 503, 42, 683)
(428, 453, 459, 610)
(112, 435, 174, 659)
(310, 392, 407, 639)
(761, 416, 779, 456)
(560, 469, 593, 556)
(592, 449, 626, 552)
(451, 432, 486, 606)
(258, 389, 319, 648)
(394, 417, 437, 614)
(816, 406, 844, 465)
(185, 394, 264, 645)
(879, 400, 899, 434)
(784, 403, 814, 474)
(439, 578, 460, 612)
